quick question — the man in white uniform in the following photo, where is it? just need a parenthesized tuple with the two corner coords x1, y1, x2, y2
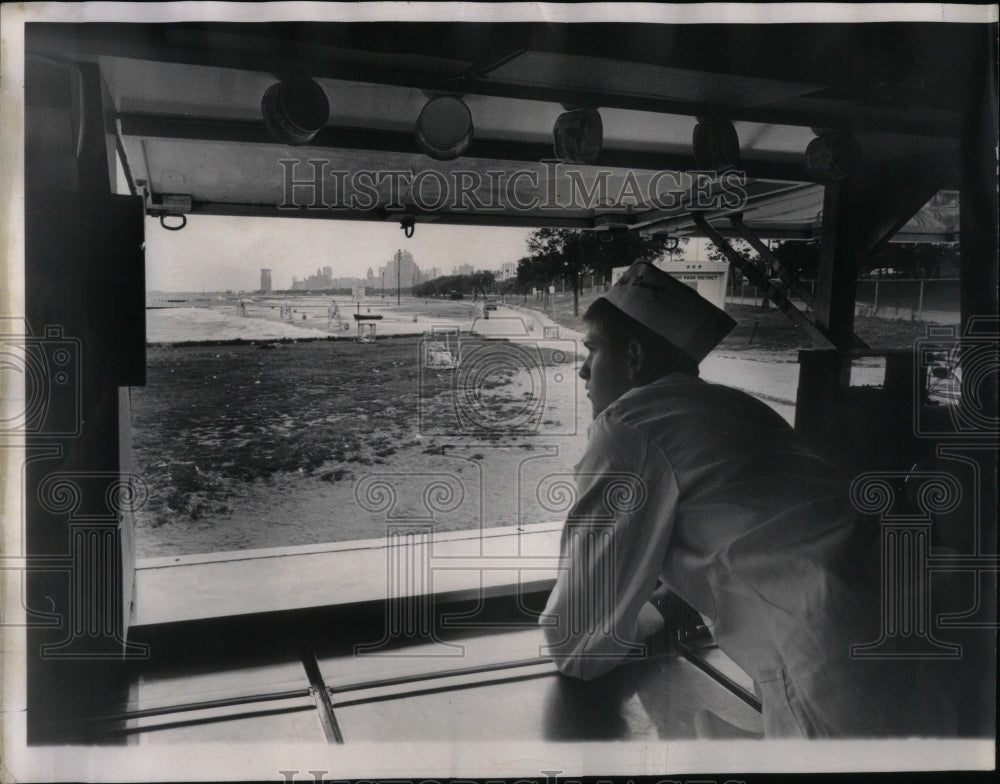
(541, 261, 960, 738)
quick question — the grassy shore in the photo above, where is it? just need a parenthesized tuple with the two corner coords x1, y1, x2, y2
(131, 334, 580, 536)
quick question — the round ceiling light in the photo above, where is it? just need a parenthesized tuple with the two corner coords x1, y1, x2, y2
(553, 108, 603, 164)
(415, 96, 473, 161)
(692, 118, 740, 170)
(805, 132, 863, 182)
(261, 76, 330, 146)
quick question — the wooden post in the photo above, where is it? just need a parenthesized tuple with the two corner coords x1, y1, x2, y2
(815, 179, 863, 362)
(25, 57, 146, 742)
(694, 214, 833, 346)
(960, 31, 999, 336)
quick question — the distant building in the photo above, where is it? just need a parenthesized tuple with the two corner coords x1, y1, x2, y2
(260, 268, 272, 292)
(457, 263, 475, 276)
(330, 275, 368, 289)
(379, 250, 421, 289)
(499, 261, 516, 281)
(286, 256, 426, 292)
(293, 268, 331, 289)
(291, 272, 368, 290)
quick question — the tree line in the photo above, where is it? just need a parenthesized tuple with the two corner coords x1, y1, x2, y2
(412, 229, 959, 315)
(704, 238, 959, 280)
(412, 271, 496, 299)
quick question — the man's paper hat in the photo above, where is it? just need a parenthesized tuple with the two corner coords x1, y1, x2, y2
(597, 261, 737, 362)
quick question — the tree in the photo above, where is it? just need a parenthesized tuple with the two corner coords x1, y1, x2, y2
(771, 241, 820, 278)
(523, 229, 681, 316)
(469, 270, 496, 300)
(525, 229, 588, 315)
(705, 236, 758, 265)
(589, 231, 687, 281)
(703, 235, 957, 282)
(515, 255, 548, 297)
(412, 273, 477, 298)
(705, 238, 820, 293)
(866, 242, 958, 279)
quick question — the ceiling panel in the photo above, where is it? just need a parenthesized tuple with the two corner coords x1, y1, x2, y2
(484, 51, 824, 106)
(85, 23, 965, 240)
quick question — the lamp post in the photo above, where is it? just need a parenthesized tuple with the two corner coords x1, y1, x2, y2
(381, 270, 384, 299)
(396, 249, 401, 306)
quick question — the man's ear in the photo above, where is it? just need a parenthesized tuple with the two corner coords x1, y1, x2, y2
(625, 339, 645, 381)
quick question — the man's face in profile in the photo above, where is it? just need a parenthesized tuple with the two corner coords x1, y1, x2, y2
(579, 321, 634, 419)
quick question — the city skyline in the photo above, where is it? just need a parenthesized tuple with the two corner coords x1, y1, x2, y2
(143, 214, 534, 292)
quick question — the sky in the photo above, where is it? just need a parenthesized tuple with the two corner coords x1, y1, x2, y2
(144, 214, 535, 292)
(143, 213, 717, 292)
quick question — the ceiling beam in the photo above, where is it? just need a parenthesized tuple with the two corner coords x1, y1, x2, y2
(118, 113, 812, 182)
(181, 200, 595, 229)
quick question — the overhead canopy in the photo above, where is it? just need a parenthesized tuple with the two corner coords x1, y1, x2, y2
(28, 22, 973, 241)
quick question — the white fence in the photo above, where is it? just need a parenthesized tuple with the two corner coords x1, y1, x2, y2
(726, 277, 960, 323)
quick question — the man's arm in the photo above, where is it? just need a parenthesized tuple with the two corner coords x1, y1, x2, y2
(540, 414, 680, 680)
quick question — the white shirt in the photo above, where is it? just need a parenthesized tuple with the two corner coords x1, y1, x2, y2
(541, 372, 865, 681)
(540, 373, 963, 737)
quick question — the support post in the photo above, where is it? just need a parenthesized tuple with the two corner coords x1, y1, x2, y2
(814, 152, 954, 360)
(815, 179, 864, 362)
(959, 30, 999, 338)
(25, 57, 146, 742)
(729, 214, 818, 309)
(694, 213, 834, 347)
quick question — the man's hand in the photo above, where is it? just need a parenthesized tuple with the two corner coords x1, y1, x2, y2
(648, 580, 674, 620)
(637, 601, 666, 639)
(638, 580, 684, 639)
